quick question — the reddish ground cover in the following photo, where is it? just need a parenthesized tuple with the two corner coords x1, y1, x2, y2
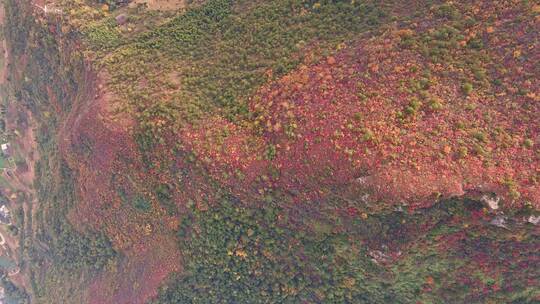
(88, 236, 181, 304)
(60, 73, 184, 303)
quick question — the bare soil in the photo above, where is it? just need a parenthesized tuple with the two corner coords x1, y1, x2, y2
(133, 0, 186, 11)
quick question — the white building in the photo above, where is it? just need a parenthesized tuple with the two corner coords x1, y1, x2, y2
(0, 143, 9, 156)
(0, 205, 10, 225)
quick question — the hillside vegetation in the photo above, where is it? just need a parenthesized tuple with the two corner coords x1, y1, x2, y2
(0, 0, 538, 303)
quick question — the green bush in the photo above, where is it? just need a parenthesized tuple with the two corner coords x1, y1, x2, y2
(429, 98, 443, 110)
(435, 3, 461, 20)
(462, 82, 474, 95)
(133, 195, 151, 211)
(82, 19, 122, 50)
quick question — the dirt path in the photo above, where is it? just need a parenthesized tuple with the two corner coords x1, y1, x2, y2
(0, 2, 8, 86)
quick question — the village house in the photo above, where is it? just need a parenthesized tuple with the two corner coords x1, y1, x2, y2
(0, 143, 9, 157)
(0, 205, 10, 225)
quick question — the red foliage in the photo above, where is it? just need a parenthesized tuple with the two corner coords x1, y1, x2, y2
(88, 236, 181, 304)
(58, 74, 183, 303)
(178, 1, 539, 210)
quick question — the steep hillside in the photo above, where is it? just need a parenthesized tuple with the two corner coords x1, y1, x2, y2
(0, 0, 538, 303)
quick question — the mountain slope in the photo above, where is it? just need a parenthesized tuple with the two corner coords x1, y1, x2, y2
(0, 0, 538, 303)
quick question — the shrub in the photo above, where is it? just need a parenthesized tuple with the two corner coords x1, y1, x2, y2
(473, 143, 487, 157)
(462, 82, 473, 95)
(467, 38, 484, 50)
(362, 128, 374, 141)
(82, 19, 122, 50)
(133, 195, 151, 211)
(429, 98, 444, 111)
(458, 146, 469, 158)
(404, 97, 422, 116)
(265, 144, 277, 160)
(435, 3, 461, 20)
(156, 183, 176, 214)
(472, 130, 487, 143)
